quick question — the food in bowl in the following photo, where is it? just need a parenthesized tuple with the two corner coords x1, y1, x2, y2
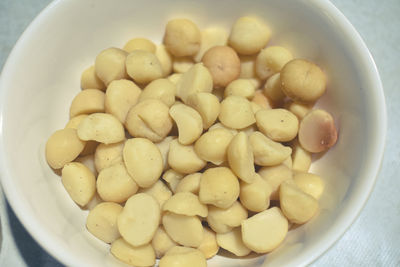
(44, 15, 338, 266)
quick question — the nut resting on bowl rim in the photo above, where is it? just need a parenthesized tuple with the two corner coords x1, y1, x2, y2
(0, 0, 386, 267)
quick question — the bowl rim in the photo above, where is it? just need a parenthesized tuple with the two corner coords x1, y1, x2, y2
(0, 0, 387, 266)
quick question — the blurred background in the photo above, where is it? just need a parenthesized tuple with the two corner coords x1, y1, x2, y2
(0, 0, 399, 266)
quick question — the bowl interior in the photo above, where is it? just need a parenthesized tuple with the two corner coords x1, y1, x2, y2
(0, 0, 385, 266)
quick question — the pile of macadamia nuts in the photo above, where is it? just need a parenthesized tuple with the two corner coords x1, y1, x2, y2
(45, 16, 338, 267)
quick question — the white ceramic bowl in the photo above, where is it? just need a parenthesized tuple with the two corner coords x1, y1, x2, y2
(0, 0, 386, 266)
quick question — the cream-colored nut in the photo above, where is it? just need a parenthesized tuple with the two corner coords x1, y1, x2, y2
(252, 90, 273, 110)
(95, 47, 128, 86)
(293, 172, 324, 200)
(138, 180, 172, 209)
(194, 128, 234, 165)
(94, 141, 124, 172)
(123, 138, 163, 188)
(169, 103, 203, 145)
(216, 227, 251, 257)
(176, 63, 213, 103)
(163, 192, 208, 217)
(173, 56, 195, 73)
(123, 38, 156, 53)
(126, 50, 163, 84)
(256, 108, 299, 142)
(69, 89, 105, 118)
(229, 16, 271, 55)
(164, 18, 201, 57)
(175, 173, 201, 194)
(241, 207, 288, 253)
(168, 140, 206, 174)
(125, 99, 173, 142)
(194, 27, 228, 62)
(256, 46, 293, 80)
(79, 140, 98, 157)
(162, 212, 204, 247)
(227, 132, 256, 183)
(249, 131, 292, 166)
(80, 65, 105, 91)
(239, 55, 257, 78)
(240, 173, 273, 212)
(75, 154, 97, 176)
(118, 193, 160, 246)
(249, 78, 262, 89)
(162, 169, 185, 193)
(219, 96, 255, 129)
(167, 73, 183, 86)
(198, 227, 219, 259)
(259, 164, 293, 200)
(96, 162, 138, 203)
(159, 246, 206, 267)
(65, 114, 88, 129)
(152, 226, 178, 259)
(280, 181, 319, 224)
(199, 167, 239, 209)
(187, 93, 220, 130)
(224, 79, 256, 100)
(284, 100, 313, 120)
(208, 122, 238, 135)
(111, 238, 156, 267)
(250, 102, 262, 114)
(241, 124, 257, 137)
(61, 162, 96, 206)
(155, 136, 176, 171)
(77, 113, 125, 144)
(156, 44, 173, 77)
(45, 128, 86, 169)
(105, 79, 141, 123)
(207, 201, 248, 234)
(298, 109, 338, 153)
(282, 156, 293, 169)
(140, 78, 176, 107)
(291, 140, 312, 172)
(263, 73, 285, 104)
(86, 202, 123, 243)
(280, 59, 326, 103)
(202, 46, 241, 88)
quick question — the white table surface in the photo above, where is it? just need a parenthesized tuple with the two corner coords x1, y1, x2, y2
(0, 0, 399, 266)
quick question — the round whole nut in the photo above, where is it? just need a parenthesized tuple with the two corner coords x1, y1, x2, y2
(280, 59, 326, 103)
(164, 18, 201, 57)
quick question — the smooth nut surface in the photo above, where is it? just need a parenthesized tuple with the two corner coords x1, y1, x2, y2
(94, 141, 124, 172)
(225, 79, 256, 99)
(159, 246, 207, 267)
(111, 238, 156, 267)
(155, 44, 173, 77)
(126, 50, 163, 84)
(45, 128, 86, 169)
(207, 201, 248, 234)
(228, 16, 271, 55)
(163, 192, 208, 217)
(138, 180, 172, 209)
(256, 108, 299, 142)
(125, 99, 173, 142)
(96, 162, 138, 203)
(199, 167, 240, 209)
(140, 78, 176, 107)
(219, 96, 255, 129)
(255, 46, 293, 80)
(280, 59, 326, 103)
(227, 132, 256, 183)
(95, 47, 128, 86)
(216, 227, 251, 257)
(123, 38, 156, 53)
(175, 173, 202, 194)
(117, 193, 160, 246)
(80, 65, 105, 90)
(298, 109, 338, 153)
(187, 93, 220, 130)
(194, 128, 234, 165)
(194, 27, 228, 62)
(249, 131, 292, 166)
(86, 202, 123, 243)
(202, 45, 241, 88)
(258, 164, 293, 200)
(77, 113, 125, 144)
(123, 138, 163, 188)
(70, 89, 105, 118)
(164, 18, 201, 57)
(241, 207, 288, 253)
(240, 173, 272, 212)
(169, 103, 203, 145)
(263, 73, 286, 104)
(293, 172, 324, 200)
(105, 79, 142, 123)
(168, 139, 206, 174)
(152, 226, 177, 259)
(162, 212, 204, 247)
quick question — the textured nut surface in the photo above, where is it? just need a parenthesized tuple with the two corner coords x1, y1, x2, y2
(94, 141, 124, 172)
